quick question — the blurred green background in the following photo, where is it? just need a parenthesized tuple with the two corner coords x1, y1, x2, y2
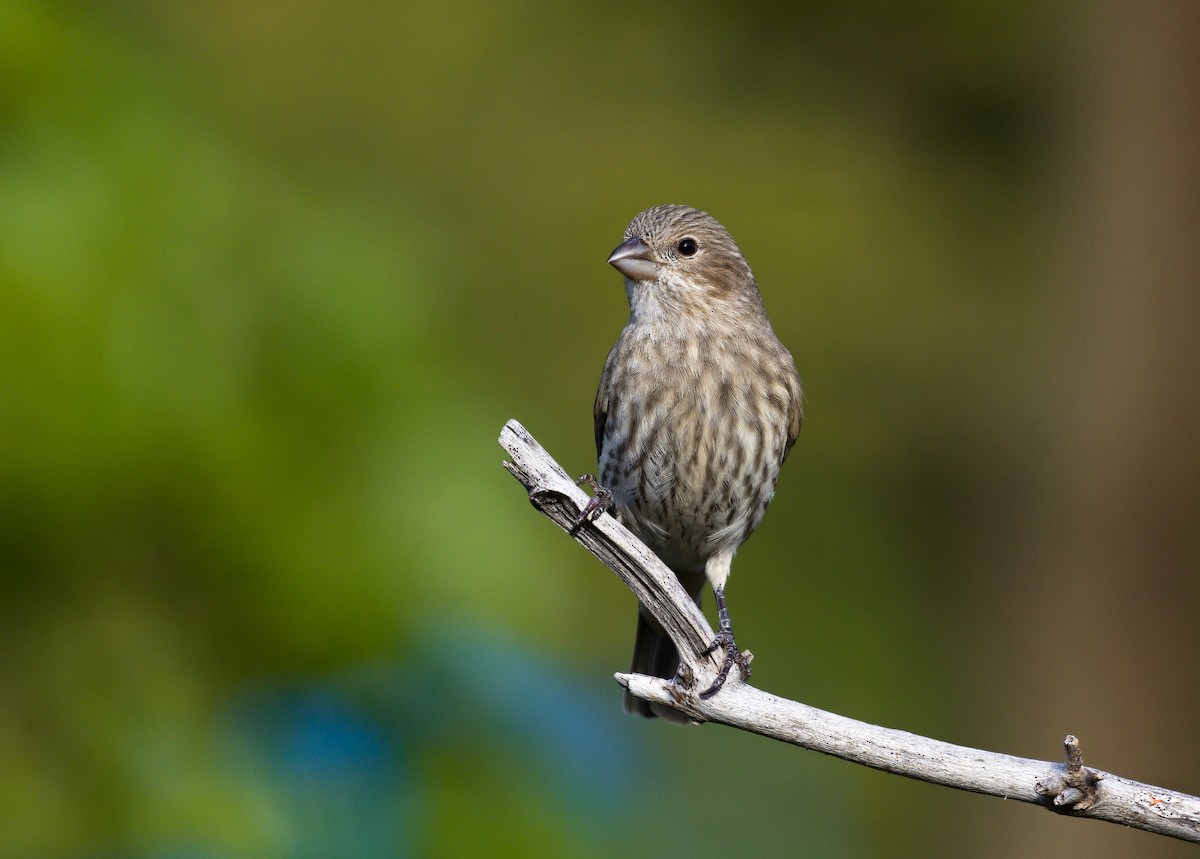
(2, 1, 1198, 856)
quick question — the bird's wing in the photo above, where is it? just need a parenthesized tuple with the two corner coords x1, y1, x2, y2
(593, 348, 616, 459)
(593, 338, 626, 457)
(593, 383, 608, 459)
(781, 373, 803, 465)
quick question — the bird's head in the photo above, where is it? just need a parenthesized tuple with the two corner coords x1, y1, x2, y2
(608, 204, 761, 322)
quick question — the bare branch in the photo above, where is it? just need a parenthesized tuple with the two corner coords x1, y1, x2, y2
(500, 419, 1200, 843)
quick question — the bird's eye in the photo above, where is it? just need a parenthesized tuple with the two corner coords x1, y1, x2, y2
(677, 238, 698, 256)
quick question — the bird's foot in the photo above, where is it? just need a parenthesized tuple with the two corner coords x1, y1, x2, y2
(699, 630, 752, 699)
(569, 474, 613, 535)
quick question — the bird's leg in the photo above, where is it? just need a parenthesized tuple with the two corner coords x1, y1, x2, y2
(569, 473, 613, 535)
(699, 584, 752, 698)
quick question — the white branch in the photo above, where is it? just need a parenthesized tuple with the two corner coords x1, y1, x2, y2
(500, 418, 1200, 844)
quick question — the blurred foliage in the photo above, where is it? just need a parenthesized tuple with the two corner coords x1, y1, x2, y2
(1, 1, 1197, 857)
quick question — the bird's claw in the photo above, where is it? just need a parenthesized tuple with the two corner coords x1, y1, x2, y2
(570, 474, 613, 534)
(699, 631, 752, 699)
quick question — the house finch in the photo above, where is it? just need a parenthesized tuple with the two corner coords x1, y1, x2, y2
(589, 204, 803, 720)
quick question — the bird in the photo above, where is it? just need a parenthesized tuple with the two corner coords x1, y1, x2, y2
(587, 203, 803, 721)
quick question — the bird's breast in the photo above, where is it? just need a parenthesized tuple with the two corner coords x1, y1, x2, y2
(597, 335, 791, 570)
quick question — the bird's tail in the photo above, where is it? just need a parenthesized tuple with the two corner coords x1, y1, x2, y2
(623, 573, 704, 723)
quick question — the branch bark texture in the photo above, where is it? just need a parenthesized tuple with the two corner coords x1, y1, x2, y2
(500, 419, 1200, 843)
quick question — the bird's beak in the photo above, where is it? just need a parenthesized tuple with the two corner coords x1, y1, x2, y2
(607, 236, 657, 282)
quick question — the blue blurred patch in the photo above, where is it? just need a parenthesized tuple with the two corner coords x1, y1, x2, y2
(206, 615, 651, 856)
(395, 618, 648, 820)
(225, 685, 415, 858)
